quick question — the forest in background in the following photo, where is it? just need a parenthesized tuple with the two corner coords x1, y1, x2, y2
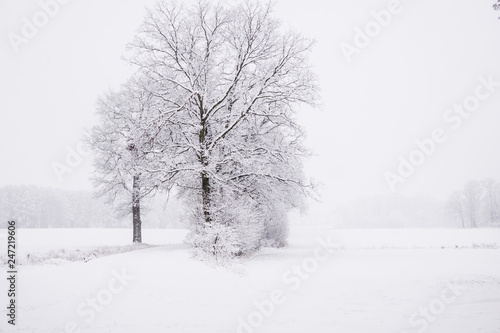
(0, 185, 183, 229)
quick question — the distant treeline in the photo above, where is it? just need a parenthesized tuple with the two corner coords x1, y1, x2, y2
(330, 179, 500, 229)
(0, 185, 184, 229)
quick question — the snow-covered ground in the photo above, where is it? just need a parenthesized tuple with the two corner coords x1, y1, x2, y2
(1, 227, 500, 333)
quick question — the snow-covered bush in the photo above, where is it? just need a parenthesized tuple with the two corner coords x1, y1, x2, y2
(186, 222, 240, 264)
(184, 192, 292, 264)
(184, 194, 266, 262)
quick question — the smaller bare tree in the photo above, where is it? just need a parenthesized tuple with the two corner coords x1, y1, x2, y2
(88, 77, 161, 243)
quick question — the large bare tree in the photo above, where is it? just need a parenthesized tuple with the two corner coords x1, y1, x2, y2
(126, 0, 319, 255)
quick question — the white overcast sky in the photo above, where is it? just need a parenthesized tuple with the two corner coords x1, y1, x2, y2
(1, 0, 500, 205)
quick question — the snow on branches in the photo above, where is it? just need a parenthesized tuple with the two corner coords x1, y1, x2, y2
(91, 0, 319, 259)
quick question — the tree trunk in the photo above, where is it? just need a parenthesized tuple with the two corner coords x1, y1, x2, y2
(199, 107, 211, 225)
(132, 175, 142, 243)
(201, 171, 211, 224)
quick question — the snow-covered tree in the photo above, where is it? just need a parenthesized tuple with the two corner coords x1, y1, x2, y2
(446, 179, 500, 228)
(126, 0, 319, 257)
(448, 190, 466, 228)
(88, 77, 164, 243)
(482, 178, 500, 224)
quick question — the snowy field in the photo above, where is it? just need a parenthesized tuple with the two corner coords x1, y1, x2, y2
(1, 227, 500, 333)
